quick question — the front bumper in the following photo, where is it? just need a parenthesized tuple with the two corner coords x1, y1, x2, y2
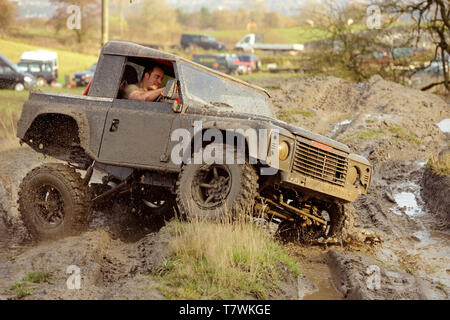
(279, 171, 363, 203)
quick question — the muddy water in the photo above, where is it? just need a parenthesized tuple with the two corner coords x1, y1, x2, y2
(436, 119, 450, 133)
(301, 262, 342, 300)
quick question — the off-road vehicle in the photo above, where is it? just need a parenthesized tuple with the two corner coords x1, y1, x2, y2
(16, 41, 372, 241)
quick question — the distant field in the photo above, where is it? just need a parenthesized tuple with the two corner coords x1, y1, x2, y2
(193, 26, 333, 48)
(0, 38, 98, 84)
(0, 87, 85, 113)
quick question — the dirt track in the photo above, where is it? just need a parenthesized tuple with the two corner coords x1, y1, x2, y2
(0, 75, 449, 300)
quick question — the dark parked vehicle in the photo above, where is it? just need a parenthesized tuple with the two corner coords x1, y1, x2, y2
(17, 60, 56, 86)
(0, 54, 36, 91)
(16, 41, 372, 243)
(181, 34, 226, 51)
(193, 53, 240, 74)
(73, 63, 97, 87)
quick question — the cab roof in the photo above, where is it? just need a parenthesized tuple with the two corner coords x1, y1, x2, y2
(101, 41, 270, 97)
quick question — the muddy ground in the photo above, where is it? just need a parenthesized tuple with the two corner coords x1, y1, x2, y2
(0, 75, 449, 300)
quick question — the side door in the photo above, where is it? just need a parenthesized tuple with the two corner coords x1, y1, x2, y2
(98, 99, 176, 169)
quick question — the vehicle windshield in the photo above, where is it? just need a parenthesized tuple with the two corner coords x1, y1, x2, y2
(180, 62, 272, 117)
(2, 56, 21, 73)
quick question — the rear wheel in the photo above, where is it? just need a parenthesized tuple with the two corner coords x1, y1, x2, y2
(36, 77, 47, 87)
(18, 163, 92, 241)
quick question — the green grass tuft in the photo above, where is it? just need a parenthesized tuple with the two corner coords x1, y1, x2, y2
(152, 219, 299, 300)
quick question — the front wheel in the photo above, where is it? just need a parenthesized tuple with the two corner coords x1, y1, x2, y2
(176, 147, 258, 222)
(18, 163, 92, 241)
(14, 83, 24, 91)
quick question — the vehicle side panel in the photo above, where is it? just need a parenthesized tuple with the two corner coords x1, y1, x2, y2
(17, 92, 112, 159)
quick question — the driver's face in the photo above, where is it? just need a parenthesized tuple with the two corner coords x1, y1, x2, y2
(142, 66, 164, 90)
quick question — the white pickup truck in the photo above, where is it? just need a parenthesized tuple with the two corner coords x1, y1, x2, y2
(234, 33, 304, 53)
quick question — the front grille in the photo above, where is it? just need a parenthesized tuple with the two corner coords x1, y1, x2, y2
(292, 137, 348, 187)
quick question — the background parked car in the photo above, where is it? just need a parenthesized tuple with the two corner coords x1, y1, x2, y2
(193, 53, 238, 74)
(237, 54, 261, 72)
(17, 60, 55, 86)
(19, 50, 58, 79)
(0, 54, 36, 91)
(72, 63, 97, 87)
(181, 34, 227, 51)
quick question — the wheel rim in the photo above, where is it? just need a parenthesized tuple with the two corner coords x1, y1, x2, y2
(15, 83, 24, 91)
(33, 184, 65, 228)
(192, 164, 232, 209)
(142, 199, 166, 209)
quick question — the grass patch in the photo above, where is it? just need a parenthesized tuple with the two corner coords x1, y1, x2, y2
(22, 271, 51, 284)
(427, 153, 450, 176)
(388, 126, 421, 146)
(153, 219, 299, 300)
(9, 282, 31, 299)
(277, 108, 313, 123)
(236, 71, 302, 82)
(7, 270, 51, 299)
(358, 129, 383, 140)
(0, 109, 19, 140)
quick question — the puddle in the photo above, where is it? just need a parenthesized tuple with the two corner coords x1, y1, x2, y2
(330, 120, 352, 136)
(299, 261, 342, 300)
(391, 192, 425, 216)
(436, 118, 450, 133)
(390, 182, 426, 217)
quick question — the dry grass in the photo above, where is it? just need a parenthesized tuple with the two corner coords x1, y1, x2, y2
(427, 152, 450, 176)
(154, 215, 299, 299)
(0, 110, 20, 151)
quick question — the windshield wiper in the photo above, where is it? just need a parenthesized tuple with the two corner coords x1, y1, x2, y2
(210, 101, 233, 108)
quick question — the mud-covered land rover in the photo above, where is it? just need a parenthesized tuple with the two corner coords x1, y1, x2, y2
(16, 41, 372, 242)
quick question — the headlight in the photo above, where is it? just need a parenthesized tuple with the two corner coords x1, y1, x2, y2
(347, 166, 360, 186)
(278, 141, 290, 161)
(24, 76, 32, 83)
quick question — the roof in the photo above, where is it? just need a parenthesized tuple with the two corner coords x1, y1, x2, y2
(20, 50, 58, 61)
(101, 41, 270, 97)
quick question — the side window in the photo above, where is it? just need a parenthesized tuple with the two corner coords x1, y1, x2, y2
(29, 64, 41, 73)
(117, 58, 177, 103)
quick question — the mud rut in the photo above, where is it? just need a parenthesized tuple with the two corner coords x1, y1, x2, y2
(0, 75, 449, 300)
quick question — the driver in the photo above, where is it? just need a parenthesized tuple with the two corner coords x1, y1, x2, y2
(121, 64, 165, 101)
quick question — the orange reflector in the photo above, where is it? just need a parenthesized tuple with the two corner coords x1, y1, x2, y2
(313, 141, 333, 151)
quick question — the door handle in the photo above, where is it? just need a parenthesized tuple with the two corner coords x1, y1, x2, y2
(110, 119, 119, 132)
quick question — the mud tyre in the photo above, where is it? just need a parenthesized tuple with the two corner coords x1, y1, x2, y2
(18, 163, 92, 241)
(176, 146, 258, 222)
(327, 202, 354, 241)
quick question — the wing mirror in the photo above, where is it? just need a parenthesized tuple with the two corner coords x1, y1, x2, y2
(164, 79, 178, 99)
(164, 79, 183, 113)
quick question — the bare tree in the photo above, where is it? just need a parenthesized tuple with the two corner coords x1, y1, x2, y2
(375, 0, 449, 91)
(48, 0, 101, 44)
(0, 0, 16, 32)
